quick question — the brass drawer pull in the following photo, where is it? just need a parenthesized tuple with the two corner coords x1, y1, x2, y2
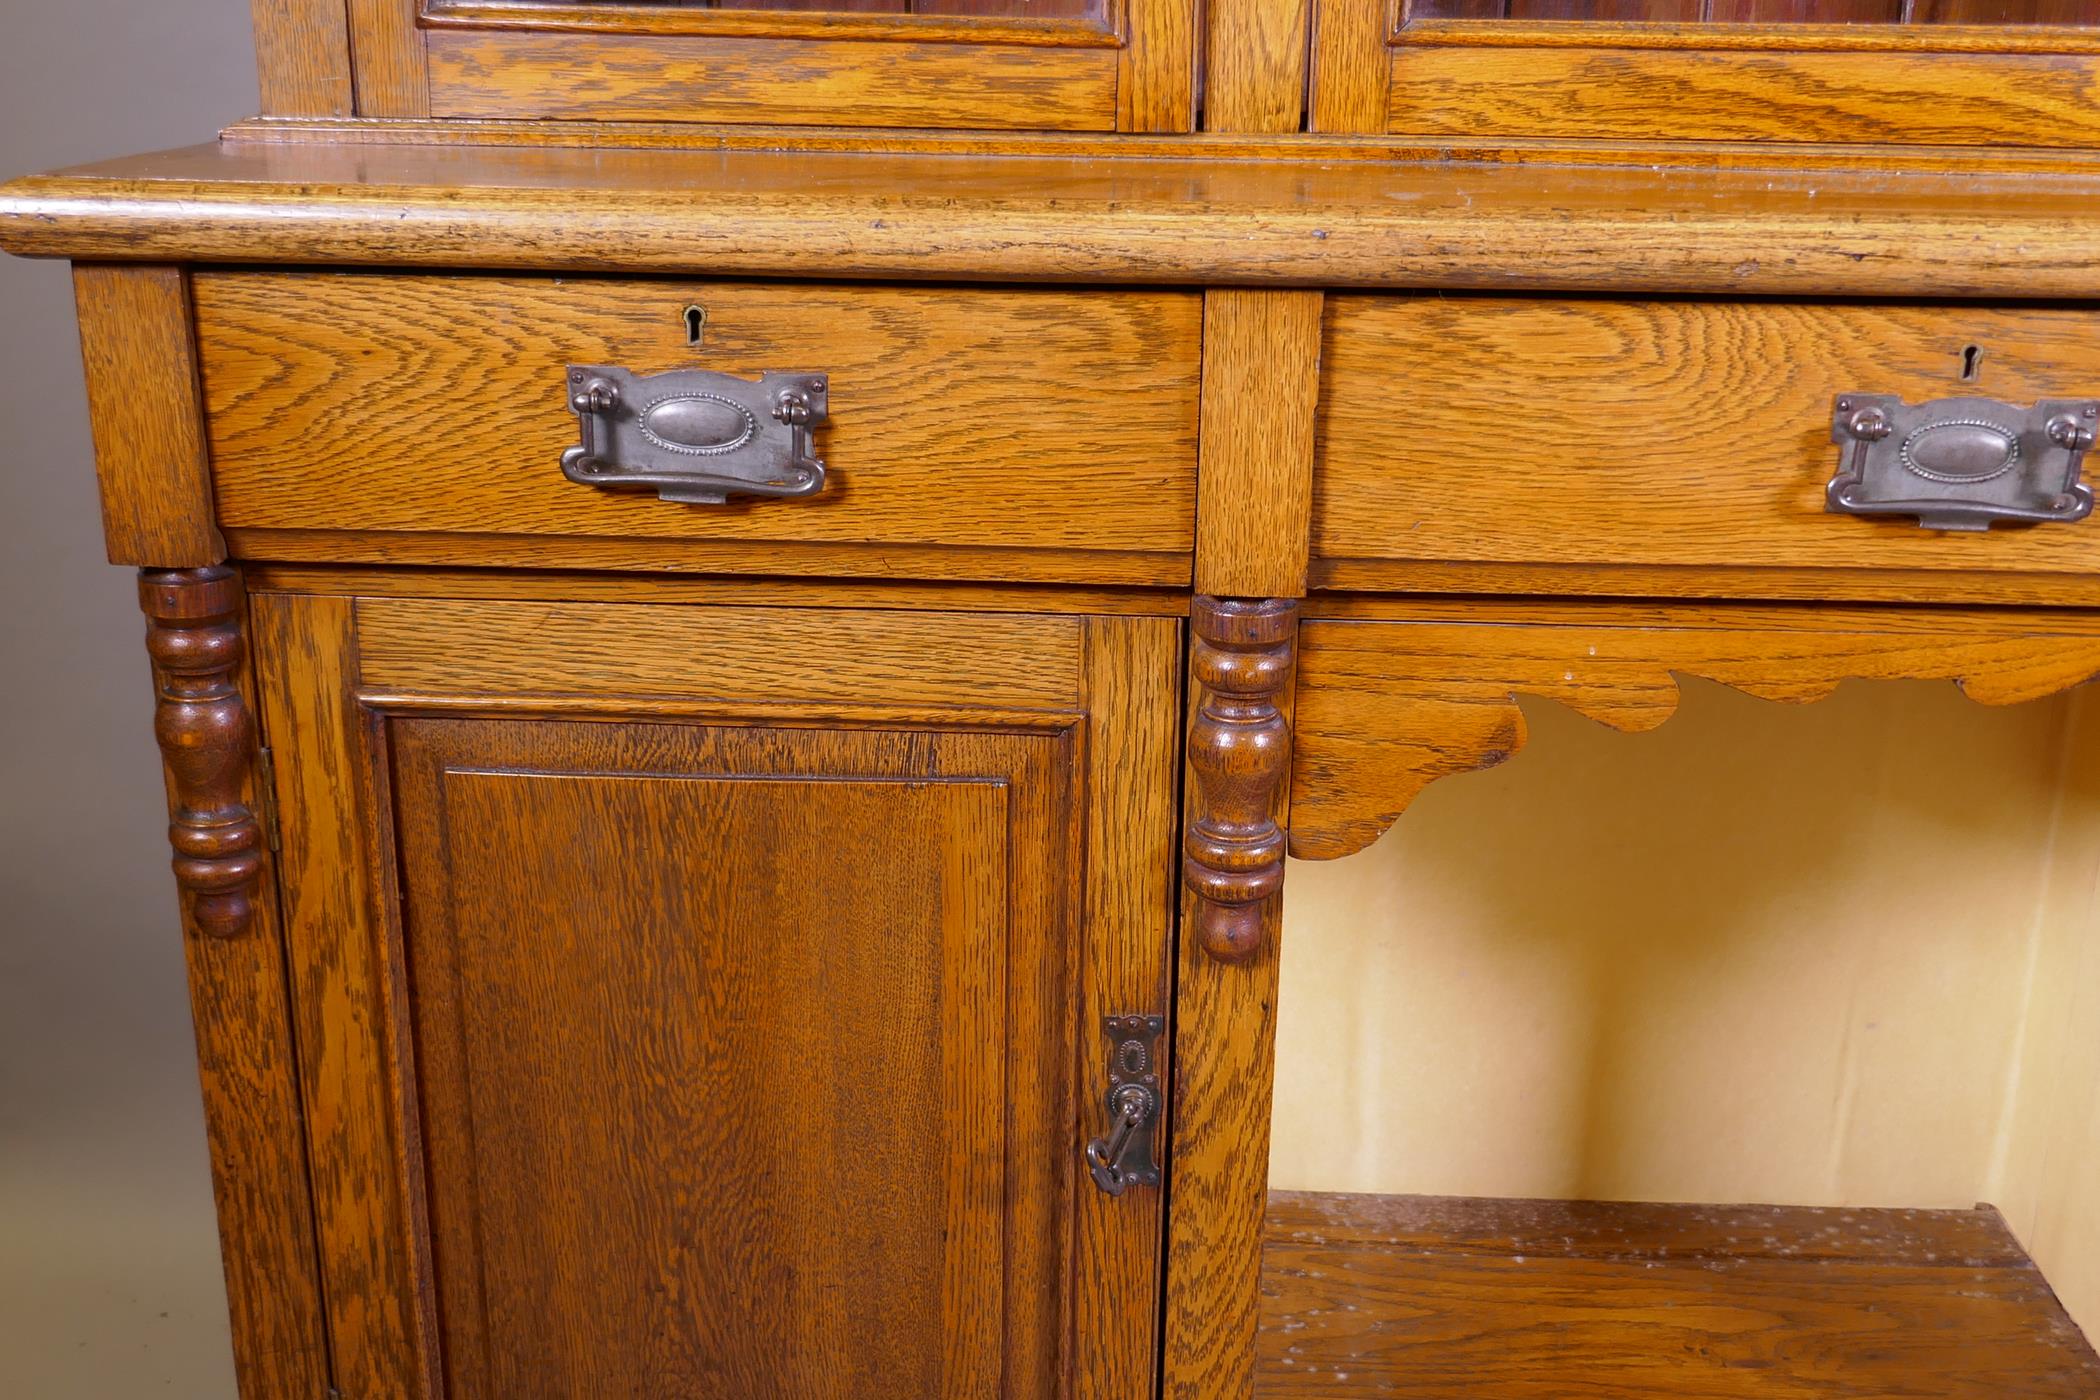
(1827, 394, 2097, 532)
(561, 365, 828, 505)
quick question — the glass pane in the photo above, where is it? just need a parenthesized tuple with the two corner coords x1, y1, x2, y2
(1410, 0, 2097, 21)
(507, 0, 1110, 19)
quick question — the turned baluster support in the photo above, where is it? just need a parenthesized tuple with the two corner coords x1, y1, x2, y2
(1184, 596, 1298, 964)
(140, 566, 263, 940)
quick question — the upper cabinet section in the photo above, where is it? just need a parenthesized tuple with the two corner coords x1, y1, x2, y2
(272, 0, 1194, 129)
(1312, 0, 2100, 143)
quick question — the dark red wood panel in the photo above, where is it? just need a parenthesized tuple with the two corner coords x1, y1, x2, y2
(1708, 0, 1903, 18)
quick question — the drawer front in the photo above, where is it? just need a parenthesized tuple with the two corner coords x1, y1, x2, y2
(194, 273, 1201, 585)
(1312, 297, 2100, 604)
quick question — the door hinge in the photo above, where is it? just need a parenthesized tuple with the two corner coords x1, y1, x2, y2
(1084, 1014, 1163, 1197)
(255, 745, 282, 854)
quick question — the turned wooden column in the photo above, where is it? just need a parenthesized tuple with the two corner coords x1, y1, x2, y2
(1183, 595, 1298, 963)
(140, 565, 263, 940)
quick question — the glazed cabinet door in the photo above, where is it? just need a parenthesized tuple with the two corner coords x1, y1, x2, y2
(249, 589, 1179, 1399)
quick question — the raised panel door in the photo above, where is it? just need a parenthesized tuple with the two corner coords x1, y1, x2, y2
(251, 589, 1181, 1398)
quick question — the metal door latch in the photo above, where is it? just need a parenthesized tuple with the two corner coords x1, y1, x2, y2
(1085, 1014, 1163, 1196)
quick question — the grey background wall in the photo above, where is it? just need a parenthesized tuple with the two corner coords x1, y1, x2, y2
(0, 3, 258, 1395)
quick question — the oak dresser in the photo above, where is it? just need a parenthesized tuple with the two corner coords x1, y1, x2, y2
(7, 1, 2100, 1396)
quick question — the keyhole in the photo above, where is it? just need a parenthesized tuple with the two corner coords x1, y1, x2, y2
(1960, 344, 1985, 382)
(683, 305, 707, 348)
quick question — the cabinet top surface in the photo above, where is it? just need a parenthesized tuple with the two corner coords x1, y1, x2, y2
(8, 129, 2100, 298)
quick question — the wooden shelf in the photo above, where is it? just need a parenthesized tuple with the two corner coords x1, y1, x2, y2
(1259, 1191, 2100, 1398)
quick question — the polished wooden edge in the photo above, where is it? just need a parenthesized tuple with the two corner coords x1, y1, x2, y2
(211, 116, 2100, 174)
(1397, 17, 2100, 56)
(244, 564, 1192, 616)
(12, 165, 2100, 297)
(422, 0, 1123, 47)
(351, 694, 1089, 731)
(1183, 596, 1297, 963)
(140, 565, 265, 941)
(214, 529, 1193, 590)
(1296, 593, 2100, 629)
(1306, 559, 2100, 610)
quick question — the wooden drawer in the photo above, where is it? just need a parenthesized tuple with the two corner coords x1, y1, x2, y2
(193, 273, 1201, 585)
(1311, 297, 2100, 605)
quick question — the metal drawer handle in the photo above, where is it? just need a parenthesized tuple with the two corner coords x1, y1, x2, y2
(561, 365, 829, 505)
(1826, 393, 2097, 532)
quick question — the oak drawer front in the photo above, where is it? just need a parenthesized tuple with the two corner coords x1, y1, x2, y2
(1312, 297, 2100, 604)
(193, 272, 1201, 585)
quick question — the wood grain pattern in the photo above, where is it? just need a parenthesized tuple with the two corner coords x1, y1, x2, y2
(1119, 0, 1199, 130)
(252, 592, 442, 1398)
(425, 28, 1119, 127)
(352, 597, 1086, 710)
(1308, 0, 1390, 130)
(423, 0, 1108, 37)
(1289, 599, 2100, 861)
(140, 568, 265, 940)
(191, 272, 1198, 584)
(1314, 296, 2100, 597)
(147, 570, 331, 1398)
(221, 529, 1191, 588)
(204, 114, 2100, 161)
(244, 563, 1189, 616)
(255, 589, 1171, 1395)
(1260, 1192, 2100, 1397)
(1203, 0, 1310, 131)
(1074, 617, 1180, 1400)
(1385, 47, 2100, 145)
(1195, 290, 1321, 598)
(1183, 597, 1298, 963)
(20, 141, 2100, 299)
(1305, 558, 2100, 608)
(70, 266, 221, 567)
(1395, 15, 2100, 48)
(250, 0, 355, 116)
(347, 0, 429, 114)
(388, 718, 1063, 1397)
(1163, 601, 1299, 1400)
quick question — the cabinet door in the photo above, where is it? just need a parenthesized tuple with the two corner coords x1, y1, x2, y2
(251, 590, 1179, 1399)
(336, 0, 1196, 131)
(1310, 0, 2100, 145)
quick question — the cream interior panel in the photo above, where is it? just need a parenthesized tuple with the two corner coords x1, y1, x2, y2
(1271, 678, 2098, 1332)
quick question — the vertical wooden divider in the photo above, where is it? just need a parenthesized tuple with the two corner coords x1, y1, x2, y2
(1165, 288, 1322, 1397)
(1205, 0, 1315, 131)
(1308, 0, 1393, 133)
(140, 568, 333, 1397)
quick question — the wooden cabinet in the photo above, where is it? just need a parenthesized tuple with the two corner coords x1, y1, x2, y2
(19, 0, 2100, 1390)
(265, 0, 1196, 129)
(1310, 0, 2100, 142)
(246, 587, 1180, 1397)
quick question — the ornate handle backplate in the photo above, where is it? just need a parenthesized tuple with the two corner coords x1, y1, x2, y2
(1827, 393, 2098, 532)
(562, 365, 829, 505)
